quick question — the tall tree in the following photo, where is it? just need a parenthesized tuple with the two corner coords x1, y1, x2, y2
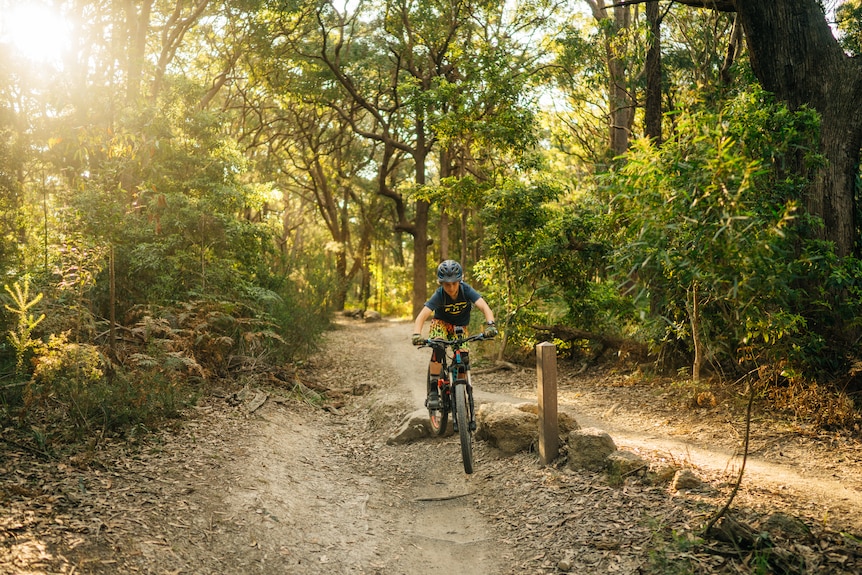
(273, 0, 447, 316)
(584, 0, 637, 156)
(679, 0, 861, 257)
(644, 0, 661, 143)
(274, 0, 547, 315)
(277, 104, 385, 310)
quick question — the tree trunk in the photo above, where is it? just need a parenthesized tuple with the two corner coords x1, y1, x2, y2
(688, 282, 703, 382)
(440, 211, 450, 261)
(586, 0, 635, 156)
(335, 249, 348, 311)
(413, 200, 429, 317)
(109, 244, 117, 357)
(460, 210, 468, 266)
(124, 0, 154, 103)
(412, 116, 431, 317)
(731, 1, 862, 257)
(609, 3, 634, 156)
(644, 1, 662, 143)
(673, 0, 862, 256)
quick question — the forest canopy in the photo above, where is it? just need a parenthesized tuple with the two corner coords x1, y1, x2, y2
(2, 0, 862, 440)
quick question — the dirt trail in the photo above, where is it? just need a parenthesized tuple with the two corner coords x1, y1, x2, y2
(6, 318, 862, 574)
(208, 319, 504, 574)
(527, 390, 862, 533)
(380, 319, 862, 533)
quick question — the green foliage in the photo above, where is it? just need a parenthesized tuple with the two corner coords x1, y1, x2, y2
(476, 177, 618, 354)
(4, 277, 45, 374)
(2, 79, 334, 442)
(32, 82, 281, 316)
(475, 179, 560, 333)
(365, 260, 413, 318)
(643, 525, 703, 574)
(837, 1, 862, 56)
(408, 175, 491, 215)
(255, 272, 332, 360)
(29, 332, 105, 426)
(606, 88, 830, 375)
(20, 331, 193, 442)
(0, 126, 23, 272)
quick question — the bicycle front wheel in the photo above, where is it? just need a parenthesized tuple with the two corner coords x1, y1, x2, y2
(454, 381, 474, 474)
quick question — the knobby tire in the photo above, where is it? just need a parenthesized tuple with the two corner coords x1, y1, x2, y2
(429, 403, 448, 436)
(427, 368, 448, 436)
(454, 382, 474, 474)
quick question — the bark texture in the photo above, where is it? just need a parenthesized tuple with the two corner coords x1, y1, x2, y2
(685, 0, 862, 256)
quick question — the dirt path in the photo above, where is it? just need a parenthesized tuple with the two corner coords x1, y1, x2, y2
(520, 385, 862, 536)
(203, 319, 505, 575)
(5, 318, 862, 574)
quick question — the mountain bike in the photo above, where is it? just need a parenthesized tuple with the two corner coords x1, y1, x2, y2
(418, 330, 491, 474)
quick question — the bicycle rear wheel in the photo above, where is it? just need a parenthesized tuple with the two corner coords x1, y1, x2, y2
(428, 368, 448, 436)
(454, 381, 474, 474)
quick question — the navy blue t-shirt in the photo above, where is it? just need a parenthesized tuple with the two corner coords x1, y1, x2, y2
(424, 282, 482, 326)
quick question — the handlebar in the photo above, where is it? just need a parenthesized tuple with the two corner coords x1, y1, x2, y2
(417, 333, 492, 350)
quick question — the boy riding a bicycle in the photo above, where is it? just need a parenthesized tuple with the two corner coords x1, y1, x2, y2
(411, 260, 497, 409)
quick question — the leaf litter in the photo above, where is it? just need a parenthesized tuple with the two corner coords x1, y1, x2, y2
(2, 319, 862, 573)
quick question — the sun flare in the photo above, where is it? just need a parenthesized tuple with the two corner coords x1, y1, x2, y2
(1, 1, 72, 64)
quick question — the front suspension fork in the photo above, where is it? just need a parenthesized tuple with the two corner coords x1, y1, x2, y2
(466, 370, 476, 431)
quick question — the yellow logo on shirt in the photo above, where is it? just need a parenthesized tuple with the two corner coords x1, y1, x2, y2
(444, 301, 469, 315)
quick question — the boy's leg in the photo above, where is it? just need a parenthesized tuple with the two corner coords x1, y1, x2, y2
(427, 360, 442, 409)
(426, 320, 452, 409)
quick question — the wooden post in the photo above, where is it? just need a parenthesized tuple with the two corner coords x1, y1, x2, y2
(536, 342, 559, 465)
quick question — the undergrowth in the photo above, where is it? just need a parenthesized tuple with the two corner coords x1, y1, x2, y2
(0, 297, 329, 453)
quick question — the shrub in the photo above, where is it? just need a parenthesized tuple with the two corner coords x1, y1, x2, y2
(606, 88, 829, 377)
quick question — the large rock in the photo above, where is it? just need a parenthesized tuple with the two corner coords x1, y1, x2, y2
(567, 428, 617, 471)
(607, 450, 647, 477)
(386, 409, 431, 445)
(476, 403, 537, 454)
(513, 402, 581, 434)
(476, 402, 581, 455)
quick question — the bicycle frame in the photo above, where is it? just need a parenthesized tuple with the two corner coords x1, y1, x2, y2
(431, 339, 475, 430)
(419, 330, 490, 474)
(422, 331, 486, 426)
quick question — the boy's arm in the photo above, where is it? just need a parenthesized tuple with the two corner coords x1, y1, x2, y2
(412, 306, 433, 335)
(474, 297, 495, 324)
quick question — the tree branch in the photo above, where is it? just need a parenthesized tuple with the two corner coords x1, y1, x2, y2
(609, 0, 735, 11)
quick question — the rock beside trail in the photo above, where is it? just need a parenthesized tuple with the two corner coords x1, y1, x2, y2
(607, 449, 648, 477)
(475, 402, 540, 454)
(671, 468, 704, 491)
(512, 402, 581, 434)
(566, 428, 617, 471)
(340, 309, 382, 322)
(388, 401, 582, 450)
(475, 402, 581, 455)
(364, 310, 382, 322)
(387, 404, 651, 484)
(386, 409, 431, 444)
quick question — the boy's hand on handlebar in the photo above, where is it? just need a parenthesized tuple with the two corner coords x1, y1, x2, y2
(484, 322, 498, 338)
(411, 333, 424, 346)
